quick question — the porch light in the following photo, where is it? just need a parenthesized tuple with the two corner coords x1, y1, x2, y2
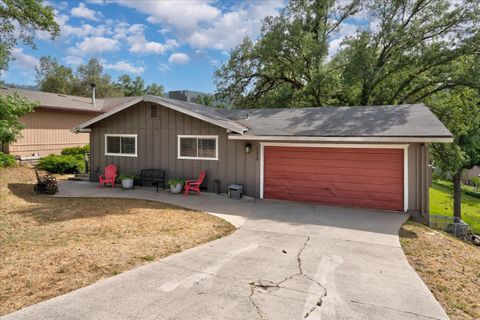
(245, 143, 252, 153)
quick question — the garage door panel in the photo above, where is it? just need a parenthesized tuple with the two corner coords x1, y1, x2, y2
(264, 185, 403, 202)
(263, 146, 404, 211)
(266, 146, 403, 155)
(264, 178, 403, 194)
(264, 172, 403, 186)
(272, 193, 403, 211)
(265, 158, 403, 170)
(265, 150, 404, 162)
(266, 164, 403, 178)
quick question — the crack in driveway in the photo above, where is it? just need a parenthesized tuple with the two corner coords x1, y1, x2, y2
(248, 236, 328, 319)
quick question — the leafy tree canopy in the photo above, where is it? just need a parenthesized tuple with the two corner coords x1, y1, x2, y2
(145, 83, 164, 96)
(215, 0, 480, 108)
(72, 58, 122, 98)
(36, 57, 166, 98)
(0, 93, 37, 144)
(0, 0, 59, 71)
(36, 56, 74, 94)
(115, 75, 145, 97)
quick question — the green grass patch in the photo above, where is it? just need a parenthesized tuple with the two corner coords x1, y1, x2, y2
(432, 178, 480, 198)
(430, 183, 480, 233)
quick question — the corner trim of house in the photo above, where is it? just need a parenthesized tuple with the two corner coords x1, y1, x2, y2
(259, 142, 410, 212)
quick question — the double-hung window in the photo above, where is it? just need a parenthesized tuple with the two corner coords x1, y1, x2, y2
(178, 135, 218, 160)
(105, 134, 137, 157)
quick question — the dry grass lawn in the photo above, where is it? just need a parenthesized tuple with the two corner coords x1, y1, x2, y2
(400, 222, 480, 320)
(0, 166, 234, 316)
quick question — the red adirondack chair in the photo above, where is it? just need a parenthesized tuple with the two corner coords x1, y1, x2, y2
(98, 164, 118, 188)
(184, 171, 206, 196)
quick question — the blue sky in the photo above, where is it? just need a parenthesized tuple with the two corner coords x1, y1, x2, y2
(2, 0, 362, 93)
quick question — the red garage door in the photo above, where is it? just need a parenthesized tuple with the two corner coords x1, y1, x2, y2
(263, 146, 404, 211)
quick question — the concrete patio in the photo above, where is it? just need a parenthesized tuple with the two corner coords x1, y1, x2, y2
(53, 180, 254, 227)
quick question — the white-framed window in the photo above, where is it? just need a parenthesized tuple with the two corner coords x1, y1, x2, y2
(105, 134, 137, 157)
(178, 135, 218, 160)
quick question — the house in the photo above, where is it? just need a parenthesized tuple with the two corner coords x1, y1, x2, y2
(168, 90, 209, 103)
(464, 166, 480, 183)
(73, 95, 453, 223)
(0, 88, 137, 157)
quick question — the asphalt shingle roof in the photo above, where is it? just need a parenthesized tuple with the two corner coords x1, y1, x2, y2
(220, 104, 452, 138)
(0, 87, 136, 113)
(3, 88, 451, 139)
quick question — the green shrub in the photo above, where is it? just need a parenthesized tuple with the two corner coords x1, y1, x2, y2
(38, 154, 85, 174)
(61, 144, 89, 156)
(0, 152, 16, 168)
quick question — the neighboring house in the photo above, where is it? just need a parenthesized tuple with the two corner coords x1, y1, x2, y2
(73, 95, 453, 223)
(0, 88, 137, 157)
(464, 166, 480, 182)
(168, 90, 209, 103)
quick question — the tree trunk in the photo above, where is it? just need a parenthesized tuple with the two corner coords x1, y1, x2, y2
(453, 170, 462, 219)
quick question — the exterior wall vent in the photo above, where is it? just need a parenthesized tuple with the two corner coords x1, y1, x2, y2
(151, 105, 158, 118)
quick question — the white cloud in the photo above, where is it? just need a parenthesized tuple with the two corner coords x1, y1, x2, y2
(328, 23, 359, 57)
(168, 53, 190, 64)
(118, 0, 283, 51)
(113, 23, 178, 54)
(71, 3, 102, 21)
(158, 63, 170, 73)
(86, 0, 107, 4)
(63, 55, 83, 66)
(122, 0, 220, 35)
(104, 61, 145, 75)
(72, 36, 119, 55)
(37, 14, 110, 40)
(11, 48, 39, 70)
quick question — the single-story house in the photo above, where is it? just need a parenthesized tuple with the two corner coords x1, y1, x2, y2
(73, 95, 453, 223)
(0, 87, 136, 157)
(463, 166, 480, 183)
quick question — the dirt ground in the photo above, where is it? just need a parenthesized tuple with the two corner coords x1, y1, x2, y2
(400, 222, 480, 320)
(0, 166, 235, 316)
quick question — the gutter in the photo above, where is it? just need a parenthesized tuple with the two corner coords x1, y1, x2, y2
(227, 135, 454, 143)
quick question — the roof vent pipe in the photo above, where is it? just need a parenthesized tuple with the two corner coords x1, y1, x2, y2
(90, 83, 96, 106)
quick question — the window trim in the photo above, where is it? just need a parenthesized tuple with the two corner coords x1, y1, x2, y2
(105, 134, 138, 157)
(177, 135, 218, 160)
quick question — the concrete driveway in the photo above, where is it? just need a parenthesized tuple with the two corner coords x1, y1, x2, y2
(2, 198, 448, 320)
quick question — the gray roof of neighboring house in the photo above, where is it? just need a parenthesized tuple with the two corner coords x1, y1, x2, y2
(0, 87, 135, 113)
(220, 104, 453, 138)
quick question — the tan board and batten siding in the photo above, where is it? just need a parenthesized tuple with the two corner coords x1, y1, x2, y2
(89, 101, 430, 218)
(9, 109, 93, 157)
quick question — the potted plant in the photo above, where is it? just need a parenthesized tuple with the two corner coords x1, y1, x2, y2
(167, 178, 185, 194)
(118, 174, 135, 189)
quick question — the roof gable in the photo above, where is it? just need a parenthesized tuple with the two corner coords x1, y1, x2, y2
(73, 95, 247, 134)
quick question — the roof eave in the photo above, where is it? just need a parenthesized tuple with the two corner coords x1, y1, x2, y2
(227, 135, 453, 143)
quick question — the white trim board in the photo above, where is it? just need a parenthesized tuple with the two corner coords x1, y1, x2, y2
(229, 135, 452, 143)
(259, 142, 409, 212)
